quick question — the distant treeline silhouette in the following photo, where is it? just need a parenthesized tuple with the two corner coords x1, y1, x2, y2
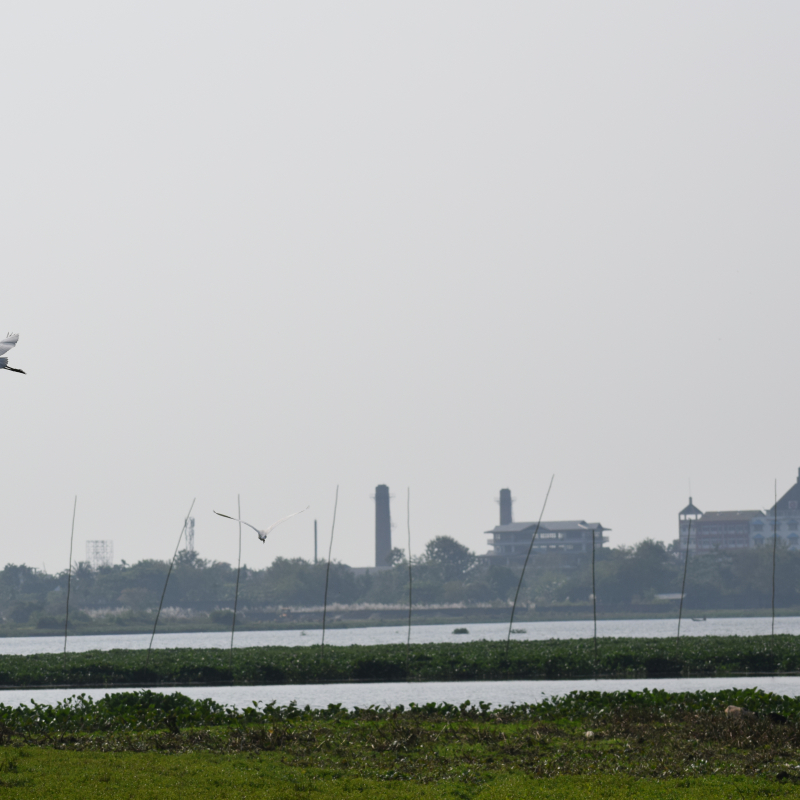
(1, 538, 799, 629)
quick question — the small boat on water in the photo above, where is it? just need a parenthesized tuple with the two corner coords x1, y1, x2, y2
(691, 617, 707, 622)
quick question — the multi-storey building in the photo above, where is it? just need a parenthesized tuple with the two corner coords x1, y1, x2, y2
(677, 502, 763, 552)
(676, 468, 800, 552)
(483, 488, 609, 567)
(484, 520, 609, 567)
(762, 468, 800, 551)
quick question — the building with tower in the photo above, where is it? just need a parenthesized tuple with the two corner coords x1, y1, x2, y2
(483, 488, 609, 567)
(676, 500, 762, 552)
(674, 468, 800, 552)
(762, 467, 800, 551)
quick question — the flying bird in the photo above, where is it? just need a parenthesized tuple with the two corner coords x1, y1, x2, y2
(0, 334, 25, 374)
(214, 506, 310, 543)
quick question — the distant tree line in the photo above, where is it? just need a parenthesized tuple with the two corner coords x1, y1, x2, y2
(1, 537, 799, 629)
(551, 539, 800, 609)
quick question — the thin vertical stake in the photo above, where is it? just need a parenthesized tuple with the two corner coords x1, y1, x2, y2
(592, 526, 598, 667)
(230, 494, 243, 679)
(406, 488, 413, 650)
(63, 496, 77, 660)
(148, 499, 195, 667)
(772, 480, 778, 637)
(507, 475, 554, 654)
(320, 486, 339, 655)
(677, 518, 692, 645)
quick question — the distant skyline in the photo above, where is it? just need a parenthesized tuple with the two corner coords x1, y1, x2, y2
(16, 469, 800, 574)
(1, 2, 798, 572)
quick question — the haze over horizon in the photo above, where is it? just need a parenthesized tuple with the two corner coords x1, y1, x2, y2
(1, 2, 798, 572)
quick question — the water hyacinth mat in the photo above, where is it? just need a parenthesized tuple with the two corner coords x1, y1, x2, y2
(5, 636, 800, 687)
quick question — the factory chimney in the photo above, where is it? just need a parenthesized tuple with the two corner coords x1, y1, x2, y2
(374, 484, 392, 567)
(499, 488, 513, 526)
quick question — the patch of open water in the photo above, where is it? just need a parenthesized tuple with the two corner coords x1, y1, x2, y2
(1, 615, 797, 656)
(2, 616, 797, 709)
(3, 676, 800, 710)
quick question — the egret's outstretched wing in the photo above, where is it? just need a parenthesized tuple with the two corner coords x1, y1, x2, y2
(0, 334, 19, 357)
(264, 505, 311, 535)
(213, 511, 263, 537)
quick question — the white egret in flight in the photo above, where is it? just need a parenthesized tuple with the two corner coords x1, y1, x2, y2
(0, 334, 24, 374)
(214, 506, 310, 543)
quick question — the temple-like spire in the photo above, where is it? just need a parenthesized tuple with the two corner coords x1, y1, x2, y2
(679, 497, 702, 518)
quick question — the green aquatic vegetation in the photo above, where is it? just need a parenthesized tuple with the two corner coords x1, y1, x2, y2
(0, 686, 800, 734)
(3, 689, 800, 789)
(0, 635, 800, 688)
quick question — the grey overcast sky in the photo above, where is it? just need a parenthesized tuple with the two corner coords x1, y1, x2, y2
(1, 2, 798, 572)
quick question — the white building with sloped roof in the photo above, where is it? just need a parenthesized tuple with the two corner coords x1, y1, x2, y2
(675, 468, 800, 552)
(483, 520, 609, 567)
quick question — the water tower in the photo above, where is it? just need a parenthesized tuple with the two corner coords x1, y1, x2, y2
(373, 485, 392, 567)
(183, 516, 196, 552)
(497, 488, 513, 525)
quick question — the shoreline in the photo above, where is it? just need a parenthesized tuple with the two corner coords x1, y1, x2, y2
(3, 607, 800, 638)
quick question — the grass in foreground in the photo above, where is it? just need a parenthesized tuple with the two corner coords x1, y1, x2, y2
(1, 750, 799, 799)
(3, 689, 800, 796)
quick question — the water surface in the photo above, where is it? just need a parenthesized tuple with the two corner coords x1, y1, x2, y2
(1, 615, 795, 656)
(2, 675, 799, 711)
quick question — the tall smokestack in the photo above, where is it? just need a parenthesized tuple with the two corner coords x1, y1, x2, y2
(499, 488, 513, 525)
(375, 484, 392, 567)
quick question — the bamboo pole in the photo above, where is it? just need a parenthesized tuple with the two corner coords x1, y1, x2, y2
(320, 486, 339, 655)
(147, 499, 195, 667)
(592, 526, 598, 667)
(676, 517, 692, 645)
(406, 488, 413, 650)
(63, 496, 77, 662)
(230, 494, 243, 679)
(772, 480, 778, 637)
(506, 476, 554, 654)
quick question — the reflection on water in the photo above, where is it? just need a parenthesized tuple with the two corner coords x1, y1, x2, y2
(2, 676, 799, 711)
(0, 615, 795, 657)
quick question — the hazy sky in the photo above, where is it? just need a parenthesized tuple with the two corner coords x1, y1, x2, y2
(1, 3, 799, 573)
